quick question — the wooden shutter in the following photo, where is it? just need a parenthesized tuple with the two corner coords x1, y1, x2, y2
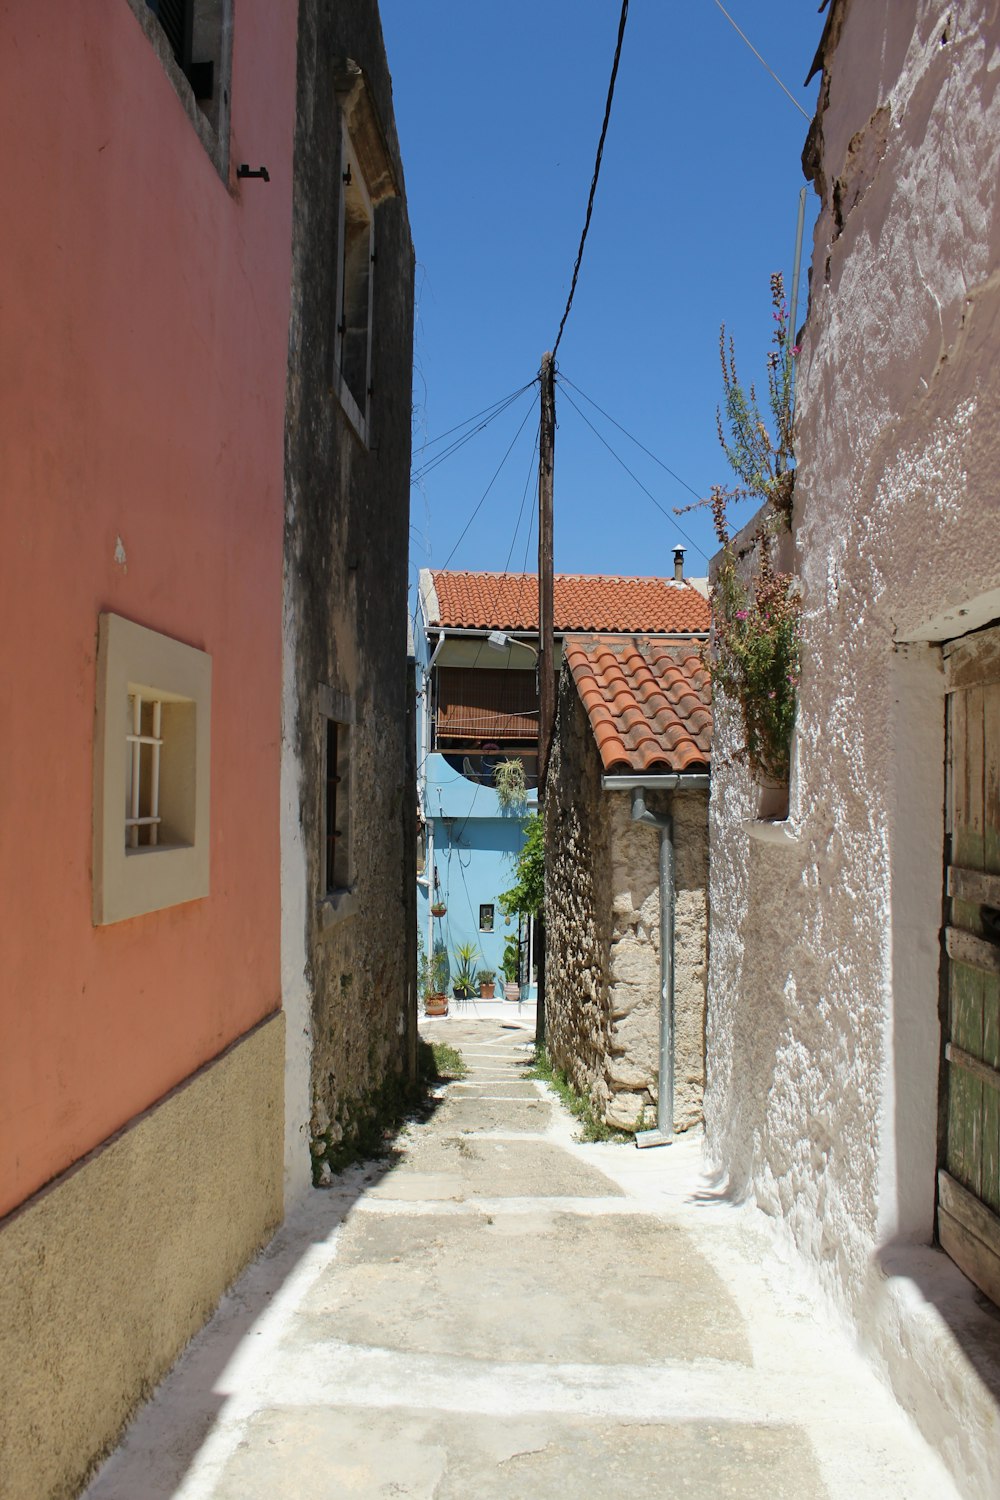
(940, 623, 1000, 1306)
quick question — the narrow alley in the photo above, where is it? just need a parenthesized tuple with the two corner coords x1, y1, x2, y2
(86, 1015, 959, 1500)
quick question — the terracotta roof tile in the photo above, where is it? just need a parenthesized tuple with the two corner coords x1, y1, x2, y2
(565, 636, 712, 775)
(428, 571, 709, 634)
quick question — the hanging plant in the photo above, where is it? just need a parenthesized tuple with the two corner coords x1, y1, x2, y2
(430, 901, 447, 918)
(493, 757, 527, 810)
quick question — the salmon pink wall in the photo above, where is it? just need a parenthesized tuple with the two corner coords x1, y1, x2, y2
(0, 1, 297, 1218)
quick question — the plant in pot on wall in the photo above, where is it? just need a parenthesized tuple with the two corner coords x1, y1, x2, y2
(493, 757, 527, 811)
(501, 934, 521, 1002)
(452, 940, 480, 1000)
(430, 899, 447, 918)
(686, 272, 802, 820)
(477, 968, 496, 1000)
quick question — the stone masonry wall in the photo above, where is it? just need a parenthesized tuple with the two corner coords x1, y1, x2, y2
(546, 666, 707, 1130)
(282, 0, 416, 1192)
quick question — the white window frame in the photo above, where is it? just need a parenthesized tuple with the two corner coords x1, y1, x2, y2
(333, 119, 374, 444)
(93, 614, 211, 925)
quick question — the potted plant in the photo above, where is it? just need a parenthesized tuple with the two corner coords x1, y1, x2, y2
(430, 900, 447, 918)
(501, 934, 520, 1002)
(477, 968, 496, 999)
(423, 946, 449, 1017)
(452, 940, 479, 999)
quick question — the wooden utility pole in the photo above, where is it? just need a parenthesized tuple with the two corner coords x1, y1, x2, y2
(536, 350, 555, 1049)
(537, 351, 556, 790)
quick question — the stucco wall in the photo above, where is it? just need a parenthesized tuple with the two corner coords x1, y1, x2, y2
(0, 1014, 283, 1500)
(282, 0, 416, 1186)
(547, 672, 707, 1129)
(0, 1, 293, 1219)
(706, 0, 1000, 1360)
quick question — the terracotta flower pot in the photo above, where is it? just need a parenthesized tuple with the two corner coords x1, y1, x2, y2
(504, 981, 521, 1003)
(430, 904, 447, 918)
(424, 993, 448, 1017)
(479, 982, 495, 999)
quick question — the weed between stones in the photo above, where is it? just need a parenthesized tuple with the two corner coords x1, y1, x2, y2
(527, 1047, 634, 1144)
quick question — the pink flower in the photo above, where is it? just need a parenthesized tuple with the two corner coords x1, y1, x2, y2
(791, 345, 801, 356)
(736, 609, 748, 621)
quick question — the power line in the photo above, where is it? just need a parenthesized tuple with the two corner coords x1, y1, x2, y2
(411, 383, 536, 486)
(552, 0, 630, 359)
(439, 401, 536, 571)
(557, 372, 703, 501)
(412, 381, 537, 459)
(557, 385, 710, 564)
(710, 0, 811, 121)
(504, 420, 542, 574)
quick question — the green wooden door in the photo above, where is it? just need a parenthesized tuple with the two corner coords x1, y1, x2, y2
(940, 625, 1000, 1305)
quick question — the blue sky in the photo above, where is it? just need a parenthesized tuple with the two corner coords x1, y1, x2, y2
(381, 1, 822, 587)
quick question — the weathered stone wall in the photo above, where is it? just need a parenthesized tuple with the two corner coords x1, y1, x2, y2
(546, 667, 707, 1130)
(282, 0, 416, 1191)
(607, 789, 707, 1130)
(545, 674, 614, 1109)
(706, 6, 1000, 1490)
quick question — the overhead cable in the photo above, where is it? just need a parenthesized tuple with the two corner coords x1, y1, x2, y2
(551, 0, 630, 359)
(558, 373, 703, 502)
(557, 386, 710, 564)
(710, 0, 811, 121)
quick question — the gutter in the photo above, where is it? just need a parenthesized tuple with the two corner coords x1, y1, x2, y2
(602, 772, 710, 1148)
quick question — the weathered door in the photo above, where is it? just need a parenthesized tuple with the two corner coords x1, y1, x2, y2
(940, 624, 1000, 1305)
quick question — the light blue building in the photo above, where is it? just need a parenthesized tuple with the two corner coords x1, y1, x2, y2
(414, 561, 710, 1002)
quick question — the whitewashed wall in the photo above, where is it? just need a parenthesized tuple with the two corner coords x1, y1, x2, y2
(706, 6, 1000, 1488)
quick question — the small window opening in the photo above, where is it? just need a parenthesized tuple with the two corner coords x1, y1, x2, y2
(145, 0, 228, 129)
(479, 903, 495, 933)
(325, 718, 341, 893)
(324, 714, 351, 894)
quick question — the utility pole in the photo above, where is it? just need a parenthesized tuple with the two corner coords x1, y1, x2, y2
(537, 351, 556, 788)
(535, 350, 555, 1048)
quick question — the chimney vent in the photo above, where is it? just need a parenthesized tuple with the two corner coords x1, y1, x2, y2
(672, 545, 685, 582)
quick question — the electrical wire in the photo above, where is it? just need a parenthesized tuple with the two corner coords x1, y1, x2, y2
(411, 381, 537, 460)
(557, 385, 710, 564)
(557, 373, 703, 503)
(710, 0, 811, 121)
(439, 401, 537, 571)
(552, 0, 630, 358)
(410, 383, 536, 486)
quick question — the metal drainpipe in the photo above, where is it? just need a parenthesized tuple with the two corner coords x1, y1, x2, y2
(630, 787, 675, 1148)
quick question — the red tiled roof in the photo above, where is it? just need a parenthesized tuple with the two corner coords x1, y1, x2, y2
(428, 571, 709, 635)
(565, 636, 712, 775)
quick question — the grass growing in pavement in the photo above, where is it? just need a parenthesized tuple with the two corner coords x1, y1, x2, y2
(418, 1038, 468, 1081)
(527, 1046, 633, 1144)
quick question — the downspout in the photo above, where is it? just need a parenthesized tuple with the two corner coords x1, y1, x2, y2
(423, 631, 446, 974)
(630, 786, 675, 1149)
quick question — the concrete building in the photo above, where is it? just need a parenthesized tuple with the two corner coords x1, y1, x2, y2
(415, 567, 709, 1006)
(705, 4, 1000, 1494)
(0, 2, 413, 1495)
(546, 638, 711, 1131)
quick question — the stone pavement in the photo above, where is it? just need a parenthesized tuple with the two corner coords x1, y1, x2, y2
(85, 1016, 961, 1499)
